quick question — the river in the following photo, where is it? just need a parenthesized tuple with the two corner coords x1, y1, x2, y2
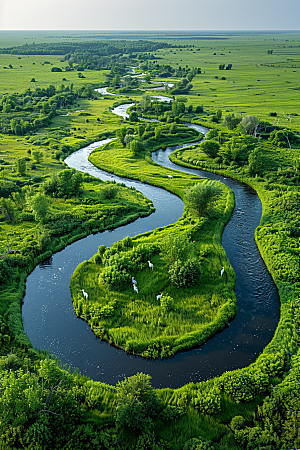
(22, 104, 280, 388)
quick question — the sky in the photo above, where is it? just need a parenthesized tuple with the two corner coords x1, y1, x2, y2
(0, 0, 299, 31)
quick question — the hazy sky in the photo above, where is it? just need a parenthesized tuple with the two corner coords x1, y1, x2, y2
(0, 0, 299, 31)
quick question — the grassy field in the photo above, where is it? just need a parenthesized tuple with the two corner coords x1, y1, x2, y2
(0, 53, 109, 93)
(148, 34, 300, 130)
(71, 137, 235, 358)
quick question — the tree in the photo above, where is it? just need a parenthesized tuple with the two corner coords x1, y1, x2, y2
(32, 151, 43, 164)
(169, 258, 201, 288)
(16, 158, 26, 176)
(200, 140, 220, 158)
(112, 74, 120, 88)
(248, 148, 264, 176)
(129, 111, 139, 122)
(124, 134, 134, 148)
(240, 115, 259, 135)
(28, 193, 49, 222)
(130, 139, 144, 156)
(155, 127, 162, 139)
(161, 232, 195, 264)
(57, 169, 82, 198)
(115, 373, 159, 432)
(224, 113, 241, 130)
(116, 127, 127, 146)
(185, 182, 222, 216)
(140, 94, 151, 112)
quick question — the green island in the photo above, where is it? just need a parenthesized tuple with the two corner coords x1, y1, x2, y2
(0, 31, 300, 450)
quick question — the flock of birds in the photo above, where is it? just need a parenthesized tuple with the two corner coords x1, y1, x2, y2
(81, 264, 225, 302)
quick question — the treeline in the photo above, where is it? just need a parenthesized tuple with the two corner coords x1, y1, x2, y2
(0, 40, 171, 56)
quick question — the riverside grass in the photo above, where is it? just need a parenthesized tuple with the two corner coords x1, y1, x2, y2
(1, 32, 300, 450)
(70, 181, 236, 358)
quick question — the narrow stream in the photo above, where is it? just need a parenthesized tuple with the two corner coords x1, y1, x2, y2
(22, 104, 280, 388)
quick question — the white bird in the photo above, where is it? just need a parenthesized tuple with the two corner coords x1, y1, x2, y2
(156, 293, 163, 301)
(167, 175, 173, 179)
(132, 277, 137, 285)
(220, 267, 225, 277)
(81, 289, 88, 300)
(148, 260, 154, 270)
(133, 285, 138, 294)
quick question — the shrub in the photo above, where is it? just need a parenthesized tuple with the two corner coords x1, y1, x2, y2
(160, 295, 174, 311)
(185, 182, 222, 217)
(169, 258, 201, 288)
(231, 416, 246, 431)
(101, 184, 117, 200)
(200, 140, 220, 158)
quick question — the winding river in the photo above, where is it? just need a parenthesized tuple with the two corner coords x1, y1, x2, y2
(22, 104, 280, 388)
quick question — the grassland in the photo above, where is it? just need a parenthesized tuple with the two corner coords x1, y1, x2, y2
(71, 137, 235, 358)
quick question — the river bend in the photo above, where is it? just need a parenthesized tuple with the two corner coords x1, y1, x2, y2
(22, 106, 280, 388)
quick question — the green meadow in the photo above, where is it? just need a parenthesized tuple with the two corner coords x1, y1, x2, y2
(1, 31, 300, 450)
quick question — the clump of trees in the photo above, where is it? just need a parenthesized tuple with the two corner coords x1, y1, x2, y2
(167, 78, 193, 95)
(0, 84, 77, 135)
(43, 169, 83, 198)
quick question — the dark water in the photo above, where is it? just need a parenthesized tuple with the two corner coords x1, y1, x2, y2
(22, 113, 280, 389)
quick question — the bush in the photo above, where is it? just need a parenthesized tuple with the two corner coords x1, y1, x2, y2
(231, 416, 246, 431)
(101, 184, 117, 200)
(169, 258, 201, 288)
(185, 182, 222, 216)
(200, 140, 220, 158)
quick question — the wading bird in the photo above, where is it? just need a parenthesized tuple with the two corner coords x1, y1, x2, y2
(132, 277, 137, 285)
(167, 175, 173, 179)
(220, 267, 225, 277)
(82, 289, 88, 300)
(133, 285, 138, 294)
(156, 293, 163, 301)
(148, 260, 154, 270)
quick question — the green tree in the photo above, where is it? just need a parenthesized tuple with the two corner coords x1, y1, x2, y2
(32, 151, 43, 164)
(28, 193, 49, 222)
(112, 74, 120, 88)
(0, 198, 17, 223)
(240, 115, 259, 135)
(116, 126, 127, 146)
(200, 140, 220, 158)
(155, 127, 162, 139)
(57, 169, 82, 198)
(129, 111, 139, 122)
(248, 148, 264, 176)
(115, 373, 159, 432)
(130, 139, 144, 156)
(140, 94, 151, 112)
(185, 182, 222, 216)
(223, 113, 241, 130)
(16, 158, 26, 176)
(161, 232, 195, 264)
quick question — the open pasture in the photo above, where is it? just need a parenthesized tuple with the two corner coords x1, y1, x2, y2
(152, 33, 300, 129)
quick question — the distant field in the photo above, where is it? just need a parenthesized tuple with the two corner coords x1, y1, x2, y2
(0, 54, 107, 93)
(151, 34, 300, 130)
